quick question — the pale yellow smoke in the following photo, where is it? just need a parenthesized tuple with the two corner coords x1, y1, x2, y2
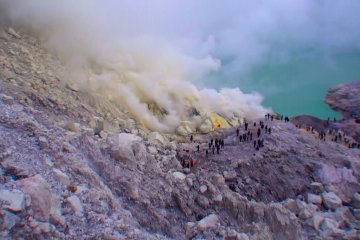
(1, 0, 269, 132)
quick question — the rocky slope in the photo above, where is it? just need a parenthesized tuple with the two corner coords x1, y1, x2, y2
(0, 26, 360, 240)
(325, 81, 360, 120)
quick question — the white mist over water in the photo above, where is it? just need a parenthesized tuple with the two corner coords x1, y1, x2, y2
(1, 0, 360, 129)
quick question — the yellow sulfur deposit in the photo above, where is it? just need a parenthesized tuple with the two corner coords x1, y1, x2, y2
(210, 113, 231, 129)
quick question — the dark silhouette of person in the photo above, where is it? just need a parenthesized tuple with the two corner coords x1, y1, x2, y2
(236, 128, 239, 136)
(245, 122, 248, 131)
(257, 128, 261, 138)
(239, 135, 242, 142)
(190, 135, 193, 142)
(250, 133, 253, 141)
(197, 145, 200, 152)
(253, 140, 256, 148)
(268, 127, 271, 134)
(206, 150, 208, 156)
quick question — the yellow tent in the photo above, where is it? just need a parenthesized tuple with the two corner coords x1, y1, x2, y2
(210, 113, 231, 129)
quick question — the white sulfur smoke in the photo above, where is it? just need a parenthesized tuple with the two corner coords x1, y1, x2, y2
(0, 0, 270, 131)
(2, 1, 360, 130)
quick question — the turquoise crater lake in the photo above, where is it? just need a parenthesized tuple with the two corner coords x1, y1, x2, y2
(209, 51, 360, 119)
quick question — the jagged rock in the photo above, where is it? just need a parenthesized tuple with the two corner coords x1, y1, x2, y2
(321, 218, 339, 232)
(353, 209, 360, 220)
(7, 27, 21, 39)
(325, 81, 360, 119)
(199, 185, 208, 194)
(147, 146, 158, 155)
(107, 133, 147, 164)
(197, 214, 219, 231)
(0, 94, 14, 105)
(173, 172, 186, 181)
(173, 192, 192, 217)
(50, 195, 65, 226)
(52, 168, 70, 185)
(148, 132, 166, 145)
(196, 195, 210, 208)
(334, 207, 354, 227)
(0, 210, 19, 232)
(237, 233, 250, 240)
(213, 194, 223, 204)
(66, 195, 83, 216)
(264, 203, 301, 240)
(310, 182, 324, 193)
(65, 122, 81, 132)
(207, 183, 218, 194)
(185, 222, 196, 235)
(0, 189, 25, 212)
(17, 175, 52, 222)
(312, 214, 324, 231)
(226, 229, 238, 239)
(33, 222, 51, 235)
(322, 192, 342, 210)
(307, 193, 322, 206)
(99, 130, 108, 139)
(298, 207, 311, 220)
(212, 174, 225, 186)
(223, 171, 237, 180)
(351, 192, 360, 208)
(38, 136, 49, 149)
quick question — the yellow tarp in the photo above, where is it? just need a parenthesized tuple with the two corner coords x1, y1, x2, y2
(210, 113, 231, 129)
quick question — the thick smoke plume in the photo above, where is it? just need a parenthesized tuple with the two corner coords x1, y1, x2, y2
(2, 1, 359, 131)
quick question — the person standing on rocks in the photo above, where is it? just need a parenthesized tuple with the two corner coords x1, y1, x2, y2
(190, 135, 193, 142)
(245, 122, 248, 131)
(257, 128, 261, 138)
(197, 145, 200, 152)
(236, 128, 240, 136)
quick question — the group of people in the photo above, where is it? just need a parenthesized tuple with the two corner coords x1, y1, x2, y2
(180, 112, 359, 170)
(207, 138, 225, 155)
(296, 119, 360, 149)
(237, 119, 272, 151)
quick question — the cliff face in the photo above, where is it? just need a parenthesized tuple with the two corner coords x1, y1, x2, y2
(325, 81, 360, 120)
(0, 26, 360, 240)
